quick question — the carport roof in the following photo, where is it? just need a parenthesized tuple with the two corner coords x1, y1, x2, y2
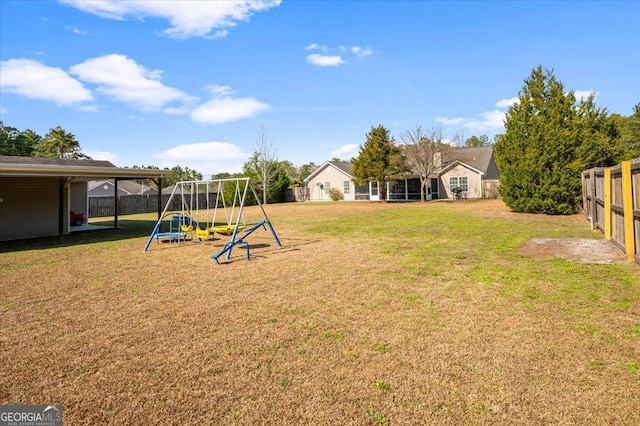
(0, 155, 164, 180)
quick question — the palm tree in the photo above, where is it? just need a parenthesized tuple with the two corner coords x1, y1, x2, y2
(37, 126, 89, 159)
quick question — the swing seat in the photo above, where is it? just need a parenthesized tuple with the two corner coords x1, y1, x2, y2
(211, 224, 247, 236)
(196, 227, 211, 240)
(181, 225, 194, 232)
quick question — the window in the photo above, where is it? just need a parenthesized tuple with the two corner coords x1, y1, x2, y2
(343, 181, 350, 194)
(449, 176, 468, 192)
(324, 181, 331, 194)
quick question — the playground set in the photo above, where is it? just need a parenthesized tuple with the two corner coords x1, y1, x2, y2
(143, 177, 281, 263)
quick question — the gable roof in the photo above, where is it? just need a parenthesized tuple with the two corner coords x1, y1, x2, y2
(442, 146, 494, 174)
(437, 159, 485, 176)
(88, 179, 157, 194)
(303, 161, 353, 182)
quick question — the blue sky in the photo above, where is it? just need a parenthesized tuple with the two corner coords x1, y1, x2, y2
(1, 1, 639, 176)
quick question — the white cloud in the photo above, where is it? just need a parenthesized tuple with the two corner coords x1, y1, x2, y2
(465, 110, 506, 131)
(153, 141, 251, 174)
(351, 46, 372, 57)
(70, 54, 194, 111)
(305, 43, 373, 66)
(0, 106, 7, 114)
(574, 90, 598, 101)
(60, 0, 282, 39)
(436, 104, 507, 133)
(435, 116, 467, 126)
(65, 25, 87, 35)
(330, 144, 359, 159)
(2, 55, 268, 126)
(306, 54, 344, 67)
(83, 150, 118, 163)
(0, 58, 93, 105)
(305, 43, 327, 51)
(189, 85, 271, 124)
(206, 85, 233, 97)
(495, 97, 519, 108)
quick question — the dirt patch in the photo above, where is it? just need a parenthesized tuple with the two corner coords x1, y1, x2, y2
(517, 238, 627, 264)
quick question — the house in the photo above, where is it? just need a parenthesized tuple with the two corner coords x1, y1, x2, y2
(303, 161, 375, 201)
(161, 184, 191, 196)
(437, 146, 500, 199)
(88, 179, 158, 197)
(304, 146, 499, 201)
(0, 156, 164, 242)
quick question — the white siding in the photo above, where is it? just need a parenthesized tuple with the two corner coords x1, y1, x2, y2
(70, 182, 88, 216)
(0, 177, 66, 241)
(439, 165, 483, 199)
(306, 165, 356, 201)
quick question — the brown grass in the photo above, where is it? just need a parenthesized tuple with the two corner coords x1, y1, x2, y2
(1, 200, 639, 425)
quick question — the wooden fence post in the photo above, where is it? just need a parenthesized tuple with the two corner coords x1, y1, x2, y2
(604, 167, 611, 240)
(621, 160, 635, 262)
(589, 169, 596, 230)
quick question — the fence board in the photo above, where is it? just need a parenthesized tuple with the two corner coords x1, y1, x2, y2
(582, 158, 640, 264)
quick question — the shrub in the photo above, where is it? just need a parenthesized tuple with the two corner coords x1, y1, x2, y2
(329, 188, 344, 201)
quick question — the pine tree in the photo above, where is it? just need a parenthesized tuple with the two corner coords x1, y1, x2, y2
(495, 66, 624, 215)
(351, 125, 404, 202)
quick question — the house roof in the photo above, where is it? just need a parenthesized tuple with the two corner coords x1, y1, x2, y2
(88, 179, 158, 194)
(437, 159, 485, 176)
(162, 184, 191, 195)
(303, 161, 353, 182)
(306, 147, 496, 183)
(0, 155, 165, 181)
(442, 146, 494, 174)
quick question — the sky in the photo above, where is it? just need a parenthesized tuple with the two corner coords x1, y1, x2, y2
(1, 1, 639, 176)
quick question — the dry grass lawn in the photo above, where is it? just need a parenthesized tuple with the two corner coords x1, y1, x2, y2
(1, 199, 639, 425)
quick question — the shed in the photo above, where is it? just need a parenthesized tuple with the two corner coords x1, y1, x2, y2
(0, 156, 164, 242)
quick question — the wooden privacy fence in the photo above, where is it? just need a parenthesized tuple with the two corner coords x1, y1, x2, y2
(89, 193, 216, 217)
(582, 158, 640, 264)
(285, 187, 308, 202)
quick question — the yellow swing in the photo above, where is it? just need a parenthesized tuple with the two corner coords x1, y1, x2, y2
(195, 182, 215, 241)
(210, 180, 247, 236)
(180, 183, 195, 235)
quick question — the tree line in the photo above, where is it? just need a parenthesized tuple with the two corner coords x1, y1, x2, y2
(0, 123, 88, 159)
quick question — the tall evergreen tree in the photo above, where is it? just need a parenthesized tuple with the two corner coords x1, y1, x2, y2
(574, 95, 625, 170)
(495, 66, 624, 214)
(619, 103, 640, 158)
(351, 125, 404, 202)
(0, 122, 41, 156)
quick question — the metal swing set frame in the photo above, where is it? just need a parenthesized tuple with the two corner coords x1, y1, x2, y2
(143, 177, 281, 262)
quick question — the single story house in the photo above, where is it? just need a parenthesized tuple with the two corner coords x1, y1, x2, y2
(89, 179, 158, 197)
(304, 146, 499, 201)
(0, 156, 164, 242)
(436, 146, 500, 199)
(303, 161, 374, 201)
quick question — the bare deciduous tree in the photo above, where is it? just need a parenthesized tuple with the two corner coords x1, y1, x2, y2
(400, 125, 452, 202)
(245, 126, 282, 204)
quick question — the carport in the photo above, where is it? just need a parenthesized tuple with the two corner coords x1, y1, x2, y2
(0, 155, 165, 242)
